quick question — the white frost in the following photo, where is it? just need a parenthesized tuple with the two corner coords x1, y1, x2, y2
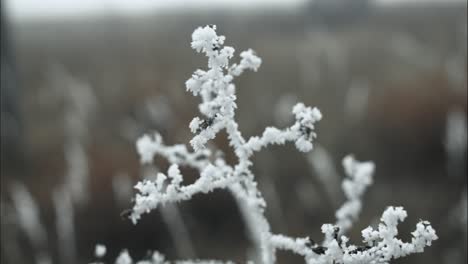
(100, 25, 437, 264)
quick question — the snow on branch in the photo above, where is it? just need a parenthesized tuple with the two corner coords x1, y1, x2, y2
(98, 25, 437, 264)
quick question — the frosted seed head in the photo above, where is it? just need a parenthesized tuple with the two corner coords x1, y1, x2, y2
(239, 49, 262, 71)
(191, 25, 219, 53)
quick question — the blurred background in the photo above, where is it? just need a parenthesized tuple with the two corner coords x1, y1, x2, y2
(1, 0, 467, 263)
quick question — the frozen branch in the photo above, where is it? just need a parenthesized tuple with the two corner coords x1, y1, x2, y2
(98, 25, 437, 264)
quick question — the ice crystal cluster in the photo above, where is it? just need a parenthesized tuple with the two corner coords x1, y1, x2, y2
(99, 25, 437, 264)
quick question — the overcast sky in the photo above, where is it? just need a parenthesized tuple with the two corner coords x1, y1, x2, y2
(4, 0, 466, 21)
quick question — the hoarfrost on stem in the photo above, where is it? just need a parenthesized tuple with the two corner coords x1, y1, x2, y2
(334, 155, 375, 234)
(101, 25, 437, 264)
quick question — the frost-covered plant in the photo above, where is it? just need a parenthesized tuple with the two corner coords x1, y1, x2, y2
(99, 25, 437, 264)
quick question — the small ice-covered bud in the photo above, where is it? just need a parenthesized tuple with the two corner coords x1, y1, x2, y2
(134, 180, 157, 196)
(222, 46, 235, 57)
(189, 117, 202, 133)
(292, 102, 305, 115)
(190, 135, 206, 151)
(321, 224, 335, 237)
(186, 69, 206, 96)
(295, 137, 313, 152)
(381, 206, 407, 227)
(291, 103, 322, 153)
(191, 25, 219, 53)
(217, 46, 236, 67)
(411, 221, 438, 249)
(239, 49, 262, 71)
(311, 107, 323, 121)
(95, 244, 106, 258)
(361, 226, 379, 244)
(168, 164, 183, 186)
(186, 77, 201, 95)
(293, 103, 322, 124)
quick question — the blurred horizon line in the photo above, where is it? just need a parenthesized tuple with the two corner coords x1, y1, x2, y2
(4, 0, 467, 24)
